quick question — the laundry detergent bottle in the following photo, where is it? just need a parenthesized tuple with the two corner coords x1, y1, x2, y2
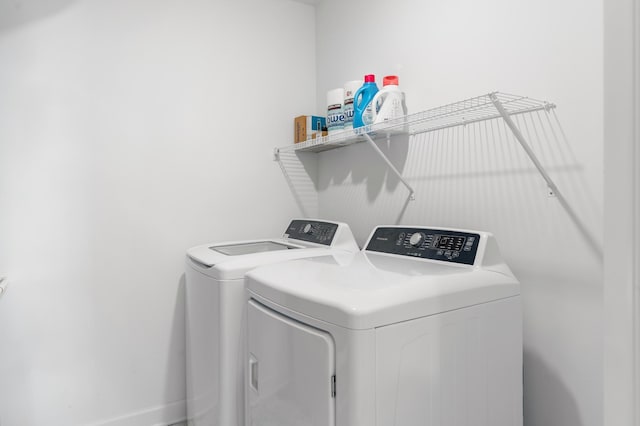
(353, 74, 379, 129)
(371, 75, 407, 124)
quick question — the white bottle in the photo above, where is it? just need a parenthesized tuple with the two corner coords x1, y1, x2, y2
(326, 88, 345, 133)
(371, 75, 407, 125)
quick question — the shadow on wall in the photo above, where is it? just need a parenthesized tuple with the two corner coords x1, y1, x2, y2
(275, 132, 412, 222)
(276, 134, 415, 234)
(524, 350, 583, 426)
(314, 133, 411, 200)
(277, 150, 319, 218)
(0, 0, 77, 34)
(163, 275, 187, 423)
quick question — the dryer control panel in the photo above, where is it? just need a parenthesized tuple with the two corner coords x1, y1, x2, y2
(365, 227, 481, 265)
(284, 220, 339, 246)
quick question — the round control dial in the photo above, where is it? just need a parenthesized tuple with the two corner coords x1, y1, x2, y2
(409, 232, 426, 247)
(303, 223, 313, 234)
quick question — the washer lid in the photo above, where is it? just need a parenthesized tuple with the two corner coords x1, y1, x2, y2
(185, 220, 359, 280)
(245, 251, 520, 330)
(210, 240, 300, 256)
(187, 238, 301, 266)
(186, 239, 345, 280)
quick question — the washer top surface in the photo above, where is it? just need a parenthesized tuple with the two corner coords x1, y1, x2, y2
(186, 219, 359, 280)
(245, 226, 520, 330)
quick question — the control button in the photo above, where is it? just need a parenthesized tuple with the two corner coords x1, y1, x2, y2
(463, 247, 471, 251)
(409, 232, 426, 247)
(303, 223, 313, 234)
(437, 250, 444, 256)
(444, 250, 452, 258)
(452, 251, 460, 258)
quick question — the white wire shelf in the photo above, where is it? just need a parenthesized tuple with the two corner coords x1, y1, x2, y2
(276, 92, 555, 154)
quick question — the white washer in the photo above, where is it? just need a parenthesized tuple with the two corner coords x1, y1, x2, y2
(245, 225, 522, 426)
(185, 219, 358, 426)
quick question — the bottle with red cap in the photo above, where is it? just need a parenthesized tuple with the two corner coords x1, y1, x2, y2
(352, 74, 379, 129)
(371, 75, 407, 125)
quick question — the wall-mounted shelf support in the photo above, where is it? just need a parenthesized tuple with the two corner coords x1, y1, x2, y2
(490, 93, 563, 200)
(363, 133, 415, 200)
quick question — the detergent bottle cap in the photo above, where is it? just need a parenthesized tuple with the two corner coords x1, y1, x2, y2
(364, 74, 375, 83)
(383, 75, 399, 86)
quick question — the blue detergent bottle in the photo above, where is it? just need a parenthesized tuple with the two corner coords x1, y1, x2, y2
(353, 74, 379, 129)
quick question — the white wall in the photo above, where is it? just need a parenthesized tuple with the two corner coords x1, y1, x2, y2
(313, 1, 603, 426)
(0, 0, 315, 424)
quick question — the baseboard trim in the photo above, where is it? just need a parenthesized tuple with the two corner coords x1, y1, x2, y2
(86, 399, 186, 426)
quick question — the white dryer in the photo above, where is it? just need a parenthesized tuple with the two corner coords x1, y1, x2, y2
(245, 226, 522, 426)
(185, 219, 358, 426)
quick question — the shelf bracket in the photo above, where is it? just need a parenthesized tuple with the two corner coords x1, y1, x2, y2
(491, 93, 602, 257)
(490, 93, 563, 200)
(363, 133, 416, 200)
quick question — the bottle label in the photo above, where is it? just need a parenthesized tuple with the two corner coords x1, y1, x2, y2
(362, 102, 374, 125)
(327, 103, 345, 131)
(343, 97, 354, 127)
(375, 92, 406, 122)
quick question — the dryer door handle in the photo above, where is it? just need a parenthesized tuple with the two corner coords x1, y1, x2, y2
(249, 354, 259, 393)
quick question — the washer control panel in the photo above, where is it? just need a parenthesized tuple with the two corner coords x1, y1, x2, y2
(365, 227, 481, 265)
(284, 220, 339, 246)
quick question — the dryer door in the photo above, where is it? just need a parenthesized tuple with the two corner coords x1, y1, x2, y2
(247, 300, 335, 426)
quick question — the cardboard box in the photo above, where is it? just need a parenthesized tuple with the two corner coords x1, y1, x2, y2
(295, 115, 327, 143)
